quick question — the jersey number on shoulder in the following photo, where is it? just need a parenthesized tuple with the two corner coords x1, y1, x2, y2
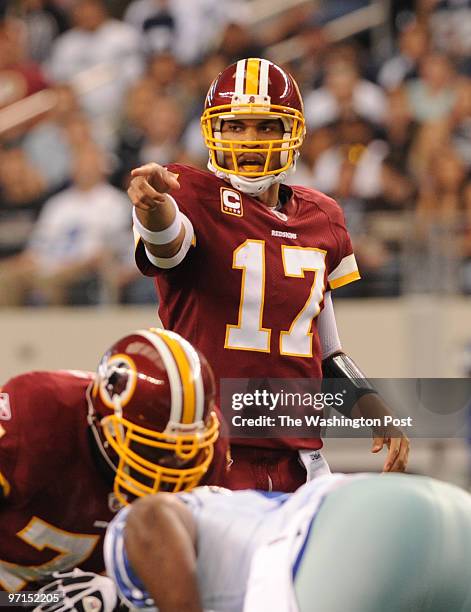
(225, 240, 326, 357)
(0, 517, 99, 591)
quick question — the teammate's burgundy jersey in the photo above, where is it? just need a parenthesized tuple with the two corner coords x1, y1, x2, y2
(0, 370, 228, 592)
(135, 165, 360, 450)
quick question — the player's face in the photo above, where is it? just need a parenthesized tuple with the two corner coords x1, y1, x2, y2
(221, 118, 284, 173)
(128, 441, 202, 492)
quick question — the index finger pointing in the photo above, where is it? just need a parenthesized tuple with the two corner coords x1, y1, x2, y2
(131, 165, 180, 192)
(131, 163, 161, 177)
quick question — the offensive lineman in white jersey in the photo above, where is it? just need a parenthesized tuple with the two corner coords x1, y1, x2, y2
(103, 472, 471, 612)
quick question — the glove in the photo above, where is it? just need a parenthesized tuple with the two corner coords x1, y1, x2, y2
(33, 568, 121, 612)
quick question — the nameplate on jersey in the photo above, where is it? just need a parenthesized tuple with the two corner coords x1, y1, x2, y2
(0, 393, 11, 420)
(220, 188, 243, 217)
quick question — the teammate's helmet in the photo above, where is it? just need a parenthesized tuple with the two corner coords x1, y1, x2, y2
(201, 57, 305, 194)
(87, 328, 219, 505)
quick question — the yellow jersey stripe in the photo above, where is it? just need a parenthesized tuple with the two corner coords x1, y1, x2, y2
(159, 333, 196, 424)
(0, 468, 11, 498)
(329, 270, 361, 289)
(328, 253, 358, 282)
(245, 58, 260, 95)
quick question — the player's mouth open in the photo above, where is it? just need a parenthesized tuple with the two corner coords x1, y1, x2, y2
(238, 154, 266, 169)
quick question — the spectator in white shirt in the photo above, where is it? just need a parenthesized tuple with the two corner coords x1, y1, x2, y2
(378, 21, 430, 91)
(123, 0, 239, 65)
(304, 48, 387, 130)
(0, 146, 132, 306)
(48, 0, 144, 150)
(404, 52, 460, 123)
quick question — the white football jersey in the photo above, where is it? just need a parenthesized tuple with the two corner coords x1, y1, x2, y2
(105, 474, 358, 612)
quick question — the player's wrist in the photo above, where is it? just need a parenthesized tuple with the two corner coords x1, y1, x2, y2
(143, 214, 194, 269)
(133, 197, 182, 245)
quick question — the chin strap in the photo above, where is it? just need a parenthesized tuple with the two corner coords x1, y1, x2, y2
(228, 171, 287, 195)
(208, 159, 297, 196)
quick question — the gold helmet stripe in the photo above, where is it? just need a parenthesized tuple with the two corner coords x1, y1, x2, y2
(245, 58, 260, 95)
(174, 335, 204, 422)
(158, 332, 196, 425)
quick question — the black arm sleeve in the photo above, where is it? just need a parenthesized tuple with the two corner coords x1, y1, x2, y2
(322, 352, 378, 418)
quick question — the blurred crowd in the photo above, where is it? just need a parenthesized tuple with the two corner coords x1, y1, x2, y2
(0, 0, 469, 305)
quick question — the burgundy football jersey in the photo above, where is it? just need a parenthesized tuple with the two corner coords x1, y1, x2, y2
(0, 370, 228, 592)
(135, 164, 360, 451)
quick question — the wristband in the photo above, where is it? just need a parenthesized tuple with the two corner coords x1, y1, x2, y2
(144, 214, 194, 269)
(133, 196, 182, 245)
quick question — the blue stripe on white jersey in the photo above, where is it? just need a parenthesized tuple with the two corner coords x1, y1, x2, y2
(291, 512, 317, 578)
(255, 491, 290, 502)
(104, 476, 356, 612)
(103, 505, 155, 610)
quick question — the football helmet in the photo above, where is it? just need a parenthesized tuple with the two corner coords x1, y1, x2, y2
(201, 57, 305, 195)
(87, 328, 219, 505)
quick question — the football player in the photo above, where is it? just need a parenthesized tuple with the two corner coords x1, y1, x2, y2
(128, 57, 409, 491)
(100, 472, 471, 612)
(0, 328, 227, 595)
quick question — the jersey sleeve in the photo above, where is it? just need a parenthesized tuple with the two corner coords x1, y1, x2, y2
(326, 201, 361, 291)
(134, 164, 203, 276)
(0, 371, 90, 504)
(0, 384, 19, 502)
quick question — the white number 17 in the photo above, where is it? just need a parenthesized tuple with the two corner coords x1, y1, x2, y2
(224, 240, 326, 357)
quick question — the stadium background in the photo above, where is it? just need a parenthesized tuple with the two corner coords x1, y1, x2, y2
(0, 0, 469, 487)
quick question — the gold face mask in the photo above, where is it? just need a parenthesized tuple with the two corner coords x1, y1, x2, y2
(102, 411, 220, 505)
(201, 104, 305, 178)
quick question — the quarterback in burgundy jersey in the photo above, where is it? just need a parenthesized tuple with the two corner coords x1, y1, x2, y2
(135, 167, 356, 381)
(128, 58, 409, 490)
(0, 328, 226, 593)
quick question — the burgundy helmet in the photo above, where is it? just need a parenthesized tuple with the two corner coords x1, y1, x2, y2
(201, 57, 305, 190)
(87, 328, 219, 504)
